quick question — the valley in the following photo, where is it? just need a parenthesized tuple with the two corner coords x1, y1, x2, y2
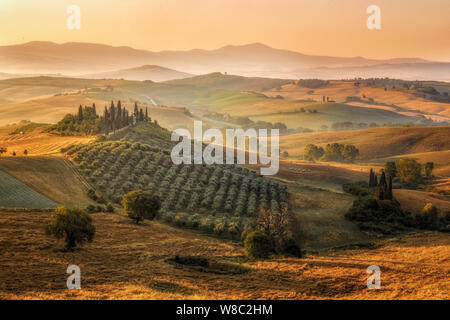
(0, 69, 449, 301)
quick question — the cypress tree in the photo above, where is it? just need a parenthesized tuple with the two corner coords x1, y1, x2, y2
(78, 105, 83, 122)
(122, 108, 126, 126)
(92, 103, 97, 117)
(117, 101, 122, 127)
(374, 174, 378, 187)
(369, 169, 375, 187)
(134, 102, 139, 118)
(145, 107, 149, 121)
(379, 171, 386, 186)
(386, 175, 393, 200)
(110, 101, 116, 130)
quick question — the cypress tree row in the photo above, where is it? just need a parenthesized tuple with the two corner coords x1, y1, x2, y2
(51, 101, 150, 135)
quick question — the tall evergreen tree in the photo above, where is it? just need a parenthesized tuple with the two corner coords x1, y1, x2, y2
(379, 171, 387, 186)
(92, 103, 97, 117)
(369, 169, 375, 187)
(110, 101, 116, 130)
(134, 102, 139, 118)
(145, 107, 149, 122)
(386, 175, 393, 200)
(117, 101, 122, 127)
(78, 105, 83, 122)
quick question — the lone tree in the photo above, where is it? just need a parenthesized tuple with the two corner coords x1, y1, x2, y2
(0, 147, 6, 157)
(122, 190, 161, 224)
(45, 206, 96, 251)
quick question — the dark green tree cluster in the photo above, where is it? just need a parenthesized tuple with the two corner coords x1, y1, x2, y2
(304, 143, 359, 162)
(51, 101, 150, 136)
(374, 170, 393, 200)
(369, 169, 393, 200)
(383, 159, 434, 186)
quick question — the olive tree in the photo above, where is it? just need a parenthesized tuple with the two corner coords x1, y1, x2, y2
(45, 206, 96, 250)
(122, 190, 161, 224)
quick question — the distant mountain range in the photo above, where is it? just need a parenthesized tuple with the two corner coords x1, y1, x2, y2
(0, 41, 448, 81)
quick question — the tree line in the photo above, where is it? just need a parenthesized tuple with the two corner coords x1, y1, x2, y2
(304, 143, 359, 162)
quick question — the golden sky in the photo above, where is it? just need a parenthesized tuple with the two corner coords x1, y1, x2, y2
(0, 0, 449, 61)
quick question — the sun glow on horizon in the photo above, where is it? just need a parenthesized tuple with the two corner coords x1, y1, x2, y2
(0, 0, 449, 61)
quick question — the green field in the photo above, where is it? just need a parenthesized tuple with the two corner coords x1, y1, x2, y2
(0, 170, 58, 208)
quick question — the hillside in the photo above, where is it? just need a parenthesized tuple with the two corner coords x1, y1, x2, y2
(0, 170, 58, 209)
(279, 126, 450, 160)
(0, 76, 442, 131)
(0, 122, 95, 155)
(1, 211, 448, 299)
(165, 72, 290, 91)
(60, 123, 289, 241)
(83, 65, 194, 82)
(264, 81, 450, 121)
(393, 189, 450, 216)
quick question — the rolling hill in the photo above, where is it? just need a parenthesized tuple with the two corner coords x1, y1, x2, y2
(264, 81, 450, 121)
(164, 72, 290, 91)
(83, 65, 194, 82)
(0, 75, 440, 131)
(279, 126, 450, 160)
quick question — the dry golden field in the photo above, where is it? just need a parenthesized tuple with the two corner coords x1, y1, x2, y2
(0, 132, 95, 156)
(279, 126, 450, 160)
(0, 211, 448, 300)
(393, 189, 450, 216)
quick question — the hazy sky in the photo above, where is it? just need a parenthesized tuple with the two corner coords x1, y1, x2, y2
(0, 0, 449, 61)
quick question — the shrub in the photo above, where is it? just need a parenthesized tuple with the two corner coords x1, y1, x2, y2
(415, 203, 439, 230)
(105, 203, 115, 213)
(345, 196, 413, 234)
(86, 205, 96, 213)
(342, 181, 371, 197)
(282, 237, 302, 258)
(187, 214, 202, 229)
(122, 190, 161, 224)
(244, 230, 273, 260)
(45, 206, 96, 250)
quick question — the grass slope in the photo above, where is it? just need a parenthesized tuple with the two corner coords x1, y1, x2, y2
(164, 72, 290, 91)
(0, 156, 96, 207)
(280, 126, 450, 160)
(0, 170, 58, 208)
(393, 189, 450, 216)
